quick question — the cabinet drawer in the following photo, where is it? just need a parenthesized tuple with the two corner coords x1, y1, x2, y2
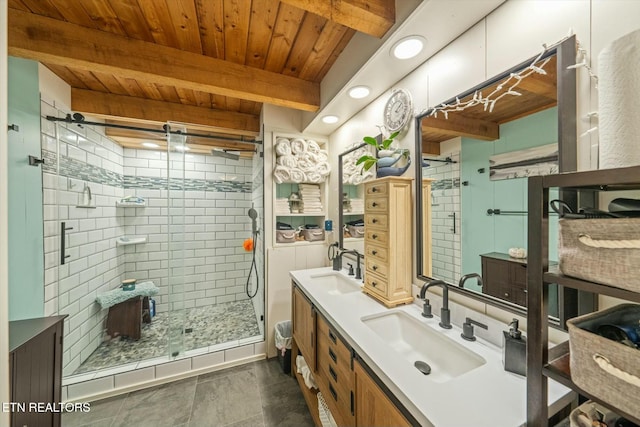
(365, 229, 388, 245)
(317, 318, 353, 385)
(365, 197, 388, 212)
(364, 271, 388, 296)
(365, 244, 388, 263)
(364, 213, 388, 228)
(366, 258, 389, 278)
(364, 181, 388, 197)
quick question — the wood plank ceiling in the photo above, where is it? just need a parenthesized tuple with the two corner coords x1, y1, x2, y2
(8, 0, 395, 152)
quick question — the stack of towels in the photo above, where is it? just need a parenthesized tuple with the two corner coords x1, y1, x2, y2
(349, 198, 364, 213)
(298, 184, 323, 213)
(275, 198, 291, 215)
(274, 137, 331, 184)
(342, 142, 375, 185)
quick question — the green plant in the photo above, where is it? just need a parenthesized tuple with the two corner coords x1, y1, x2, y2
(355, 131, 400, 172)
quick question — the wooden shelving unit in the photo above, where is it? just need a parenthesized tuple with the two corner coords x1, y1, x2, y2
(527, 165, 640, 426)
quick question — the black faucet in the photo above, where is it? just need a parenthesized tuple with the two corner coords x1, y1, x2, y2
(458, 273, 483, 288)
(339, 249, 363, 280)
(419, 280, 451, 329)
(329, 244, 362, 280)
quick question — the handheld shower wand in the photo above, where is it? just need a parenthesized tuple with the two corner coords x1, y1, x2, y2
(246, 206, 259, 298)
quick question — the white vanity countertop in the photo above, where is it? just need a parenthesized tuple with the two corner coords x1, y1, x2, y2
(290, 267, 574, 427)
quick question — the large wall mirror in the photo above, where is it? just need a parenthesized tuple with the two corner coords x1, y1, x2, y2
(415, 36, 579, 320)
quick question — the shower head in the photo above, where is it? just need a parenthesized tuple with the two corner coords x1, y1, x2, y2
(211, 149, 240, 160)
(248, 207, 258, 234)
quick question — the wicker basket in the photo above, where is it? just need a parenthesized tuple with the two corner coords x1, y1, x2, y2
(276, 230, 297, 243)
(347, 225, 364, 238)
(567, 304, 640, 420)
(301, 229, 325, 242)
(559, 218, 640, 291)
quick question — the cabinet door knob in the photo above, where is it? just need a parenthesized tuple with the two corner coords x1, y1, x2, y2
(504, 292, 510, 297)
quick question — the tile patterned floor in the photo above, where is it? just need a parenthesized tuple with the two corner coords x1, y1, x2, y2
(63, 359, 314, 427)
(75, 300, 261, 374)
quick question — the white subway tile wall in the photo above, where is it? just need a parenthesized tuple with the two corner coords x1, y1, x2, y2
(423, 153, 461, 284)
(41, 99, 262, 376)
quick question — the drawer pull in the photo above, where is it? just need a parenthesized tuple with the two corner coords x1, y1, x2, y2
(372, 281, 377, 287)
(372, 202, 378, 207)
(351, 391, 354, 415)
(329, 384, 338, 401)
(329, 365, 337, 381)
(504, 292, 510, 298)
(372, 187, 378, 193)
(372, 218, 378, 223)
(372, 234, 378, 239)
(329, 348, 337, 363)
(372, 250, 378, 255)
(372, 265, 378, 271)
(328, 330, 337, 344)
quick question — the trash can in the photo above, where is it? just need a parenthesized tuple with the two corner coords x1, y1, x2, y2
(275, 320, 292, 374)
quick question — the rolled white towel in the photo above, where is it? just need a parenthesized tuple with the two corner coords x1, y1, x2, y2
(277, 154, 297, 168)
(317, 162, 331, 177)
(290, 138, 307, 155)
(350, 173, 363, 185)
(297, 156, 315, 172)
(273, 165, 291, 184)
(316, 151, 328, 163)
(363, 170, 375, 182)
(307, 140, 321, 154)
(275, 138, 291, 156)
(289, 168, 306, 183)
(306, 171, 322, 183)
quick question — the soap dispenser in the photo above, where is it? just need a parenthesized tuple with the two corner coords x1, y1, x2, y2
(503, 318, 526, 376)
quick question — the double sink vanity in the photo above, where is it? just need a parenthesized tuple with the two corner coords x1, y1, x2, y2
(290, 267, 573, 427)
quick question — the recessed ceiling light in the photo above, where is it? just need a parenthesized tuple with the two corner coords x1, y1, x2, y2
(142, 142, 159, 148)
(322, 115, 339, 124)
(392, 36, 425, 60)
(174, 145, 190, 152)
(348, 86, 370, 99)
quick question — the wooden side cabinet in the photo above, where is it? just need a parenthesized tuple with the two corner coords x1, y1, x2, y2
(481, 252, 528, 307)
(9, 315, 66, 427)
(354, 359, 411, 427)
(292, 285, 316, 371)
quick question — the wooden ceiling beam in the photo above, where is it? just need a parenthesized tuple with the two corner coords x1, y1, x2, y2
(280, 0, 394, 38)
(421, 114, 500, 142)
(71, 89, 259, 137)
(9, 8, 320, 111)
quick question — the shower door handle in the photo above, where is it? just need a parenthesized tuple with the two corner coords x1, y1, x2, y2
(448, 213, 456, 234)
(61, 222, 73, 265)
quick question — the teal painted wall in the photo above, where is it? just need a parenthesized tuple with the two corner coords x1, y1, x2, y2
(461, 107, 559, 282)
(8, 57, 45, 320)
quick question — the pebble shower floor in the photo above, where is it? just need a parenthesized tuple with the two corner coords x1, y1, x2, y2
(74, 300, 261, 374)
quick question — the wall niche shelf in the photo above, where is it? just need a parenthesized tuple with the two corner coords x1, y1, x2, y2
(75, 204, 96, 209)
(116, 201, 146, 207)
(527, 165, 640, 426)
(116, 236, 147, 246)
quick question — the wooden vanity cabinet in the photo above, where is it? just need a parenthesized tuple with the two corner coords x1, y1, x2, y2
(354, 360, 412, 427)
(362, 176, 414, 307)
(292, 285, 316, 371)
(9, 315, 66, 427)
(481, 252, 528, 307)
(316, 315, 355, 427)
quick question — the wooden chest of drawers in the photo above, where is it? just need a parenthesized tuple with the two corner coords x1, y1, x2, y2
(362, 176, 414, 307)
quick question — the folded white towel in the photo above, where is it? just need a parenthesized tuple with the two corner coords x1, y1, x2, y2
(306, 140, 321, 154)
(317, 162, 331, 177)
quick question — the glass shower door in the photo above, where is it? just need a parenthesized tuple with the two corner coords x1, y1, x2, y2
(166, 122, 187, 358)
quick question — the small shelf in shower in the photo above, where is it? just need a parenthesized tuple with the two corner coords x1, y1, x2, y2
(116, 201, 146, 207)
(116, 236, 147, 246)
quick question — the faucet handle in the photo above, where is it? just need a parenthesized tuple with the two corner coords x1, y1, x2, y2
(421, 299, 433, 318)
(347, 263, 354, 276)
(461, 317, 488, 341)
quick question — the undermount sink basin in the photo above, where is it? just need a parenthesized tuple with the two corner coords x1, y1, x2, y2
(308, 272, 361, 295)
(361, 310, 486, 383)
